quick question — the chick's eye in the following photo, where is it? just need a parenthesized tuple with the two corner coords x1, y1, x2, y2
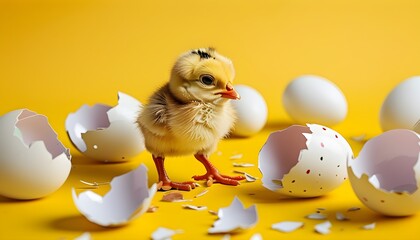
(199, 75, 215, 86)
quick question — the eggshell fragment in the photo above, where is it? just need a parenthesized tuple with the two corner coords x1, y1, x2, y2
(362, 223, 376, 230)
(249, 233, 263, 240)
(259, 124, 352, 197)
(314, 221, 332, 235)
(380, 76, 420, 131)
(0, 109, 71, 200)
(283, 75, 347, 126)
(72, 164, 156, 227)
(305, 213, 327, 220)
(66, 92, 144, 162)
(348, 129, 420, 216)
(335, 212, 349, 221)
(183, 204, 208, 211)
(151, 227, 183, 240)
(74, 232, 91, 240)
(208, 197, 258, 234)
(272, 221, 304, 233)
(231, 85, 268, 137)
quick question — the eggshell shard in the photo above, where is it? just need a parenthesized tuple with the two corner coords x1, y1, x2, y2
(0, 109, 71, 200)
(380, 76, 420, 132)
(259, 124, 352, 197)
(151, 227, 183, 240)
(314, 221, 332, 235)
(348, 129, 420, 216)
(208, 196, 258, 234)
(66, 92, 145, 162)
(72, 164, 157, 227)
(231, 85, 268, 137)
(271, 221, 304, 233)
(283, 75, 348, 126)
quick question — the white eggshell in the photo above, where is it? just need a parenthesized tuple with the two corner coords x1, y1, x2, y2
(283, 75, 347, 126)
(231, 85, 268, 137)
(380, 76, 420, 132)
(208, 196, 258, 234)
(0, 109, 71, 199)
(72, 164, 157, 227)
(259, 124, 352, 197)
(348, 129, 420, 216)
(66, 92, 145, 162)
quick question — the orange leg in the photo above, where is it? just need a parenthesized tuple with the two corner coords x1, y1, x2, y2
(192, 154, 245, 186)
(153, 155, 195, 191)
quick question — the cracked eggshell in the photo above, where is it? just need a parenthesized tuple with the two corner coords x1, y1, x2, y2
(259, 124, 353, 197)
(0, 109, 71, 199)
(231, 85, 268, 137)
(348, 129, 420, 216)
(66, 92, 145, 162)
(72, 164, 157, 227)
(208, 196, 258, 234)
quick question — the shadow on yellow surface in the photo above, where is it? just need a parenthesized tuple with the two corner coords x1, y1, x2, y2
(50, 215, 110, 232)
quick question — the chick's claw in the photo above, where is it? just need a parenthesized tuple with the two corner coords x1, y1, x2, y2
(157, 180, 196, 191)
(193, 172, 244, 186)
(220, 174, 246, 181)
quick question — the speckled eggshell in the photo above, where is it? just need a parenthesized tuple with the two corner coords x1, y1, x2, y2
(259, 124, 353, 197)
(348, 129, 420, 216)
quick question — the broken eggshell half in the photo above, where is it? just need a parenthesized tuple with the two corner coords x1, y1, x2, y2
(208, 196, 258, 234)
(0, 109, 71, 200)
(348, 129, 420, 216)
(258, 124, 353, 197)
(65, 92, 145, 162)
(72, 164, 157, 227)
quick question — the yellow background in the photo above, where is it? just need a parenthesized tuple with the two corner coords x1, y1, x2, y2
(1, 0, 420, 239)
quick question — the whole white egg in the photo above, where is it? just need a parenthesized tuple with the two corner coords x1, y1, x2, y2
(283, 75, 347, 126)
(380, 76, 420, 132)
(259, 124, 353, 197)
(231, 85, 268, 137)
(348, 129, 420, 216)
(66, 92, 145, 162)
(0, 109, 71, 200)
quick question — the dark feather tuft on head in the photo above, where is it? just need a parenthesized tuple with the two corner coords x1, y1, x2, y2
(191, 49, 213, 59)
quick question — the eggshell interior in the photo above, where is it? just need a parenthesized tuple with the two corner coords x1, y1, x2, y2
(65, 92, 145, 162)
(0, 109, 71, 199)
(259, 124, 351, 197)
(259, 125, 311, 191)
(348, 129, 420, 216)
(72, 164, 157, 227)
(66, 104, 112, 152)
(208, 196, 258, 234)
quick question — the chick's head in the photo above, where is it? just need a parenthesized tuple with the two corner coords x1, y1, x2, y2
(169, 48, 240, 104)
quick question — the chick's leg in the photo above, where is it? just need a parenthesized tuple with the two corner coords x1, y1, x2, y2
(152, 155, 195, 191)
(193, 154, 245, 186)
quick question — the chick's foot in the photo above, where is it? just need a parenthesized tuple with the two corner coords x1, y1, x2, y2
(193, 153, 245, 186)
(157, 180, 196, 191)
(193, 172, 245, 186)
(153, 155, 196, 191)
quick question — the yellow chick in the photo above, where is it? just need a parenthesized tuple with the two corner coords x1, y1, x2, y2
(137, 48, 245, 191)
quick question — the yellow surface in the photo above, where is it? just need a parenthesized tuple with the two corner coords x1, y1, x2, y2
(1, 0, 420, 239)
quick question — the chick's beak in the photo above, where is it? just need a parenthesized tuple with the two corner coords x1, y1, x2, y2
(218, 82, 241, 100)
